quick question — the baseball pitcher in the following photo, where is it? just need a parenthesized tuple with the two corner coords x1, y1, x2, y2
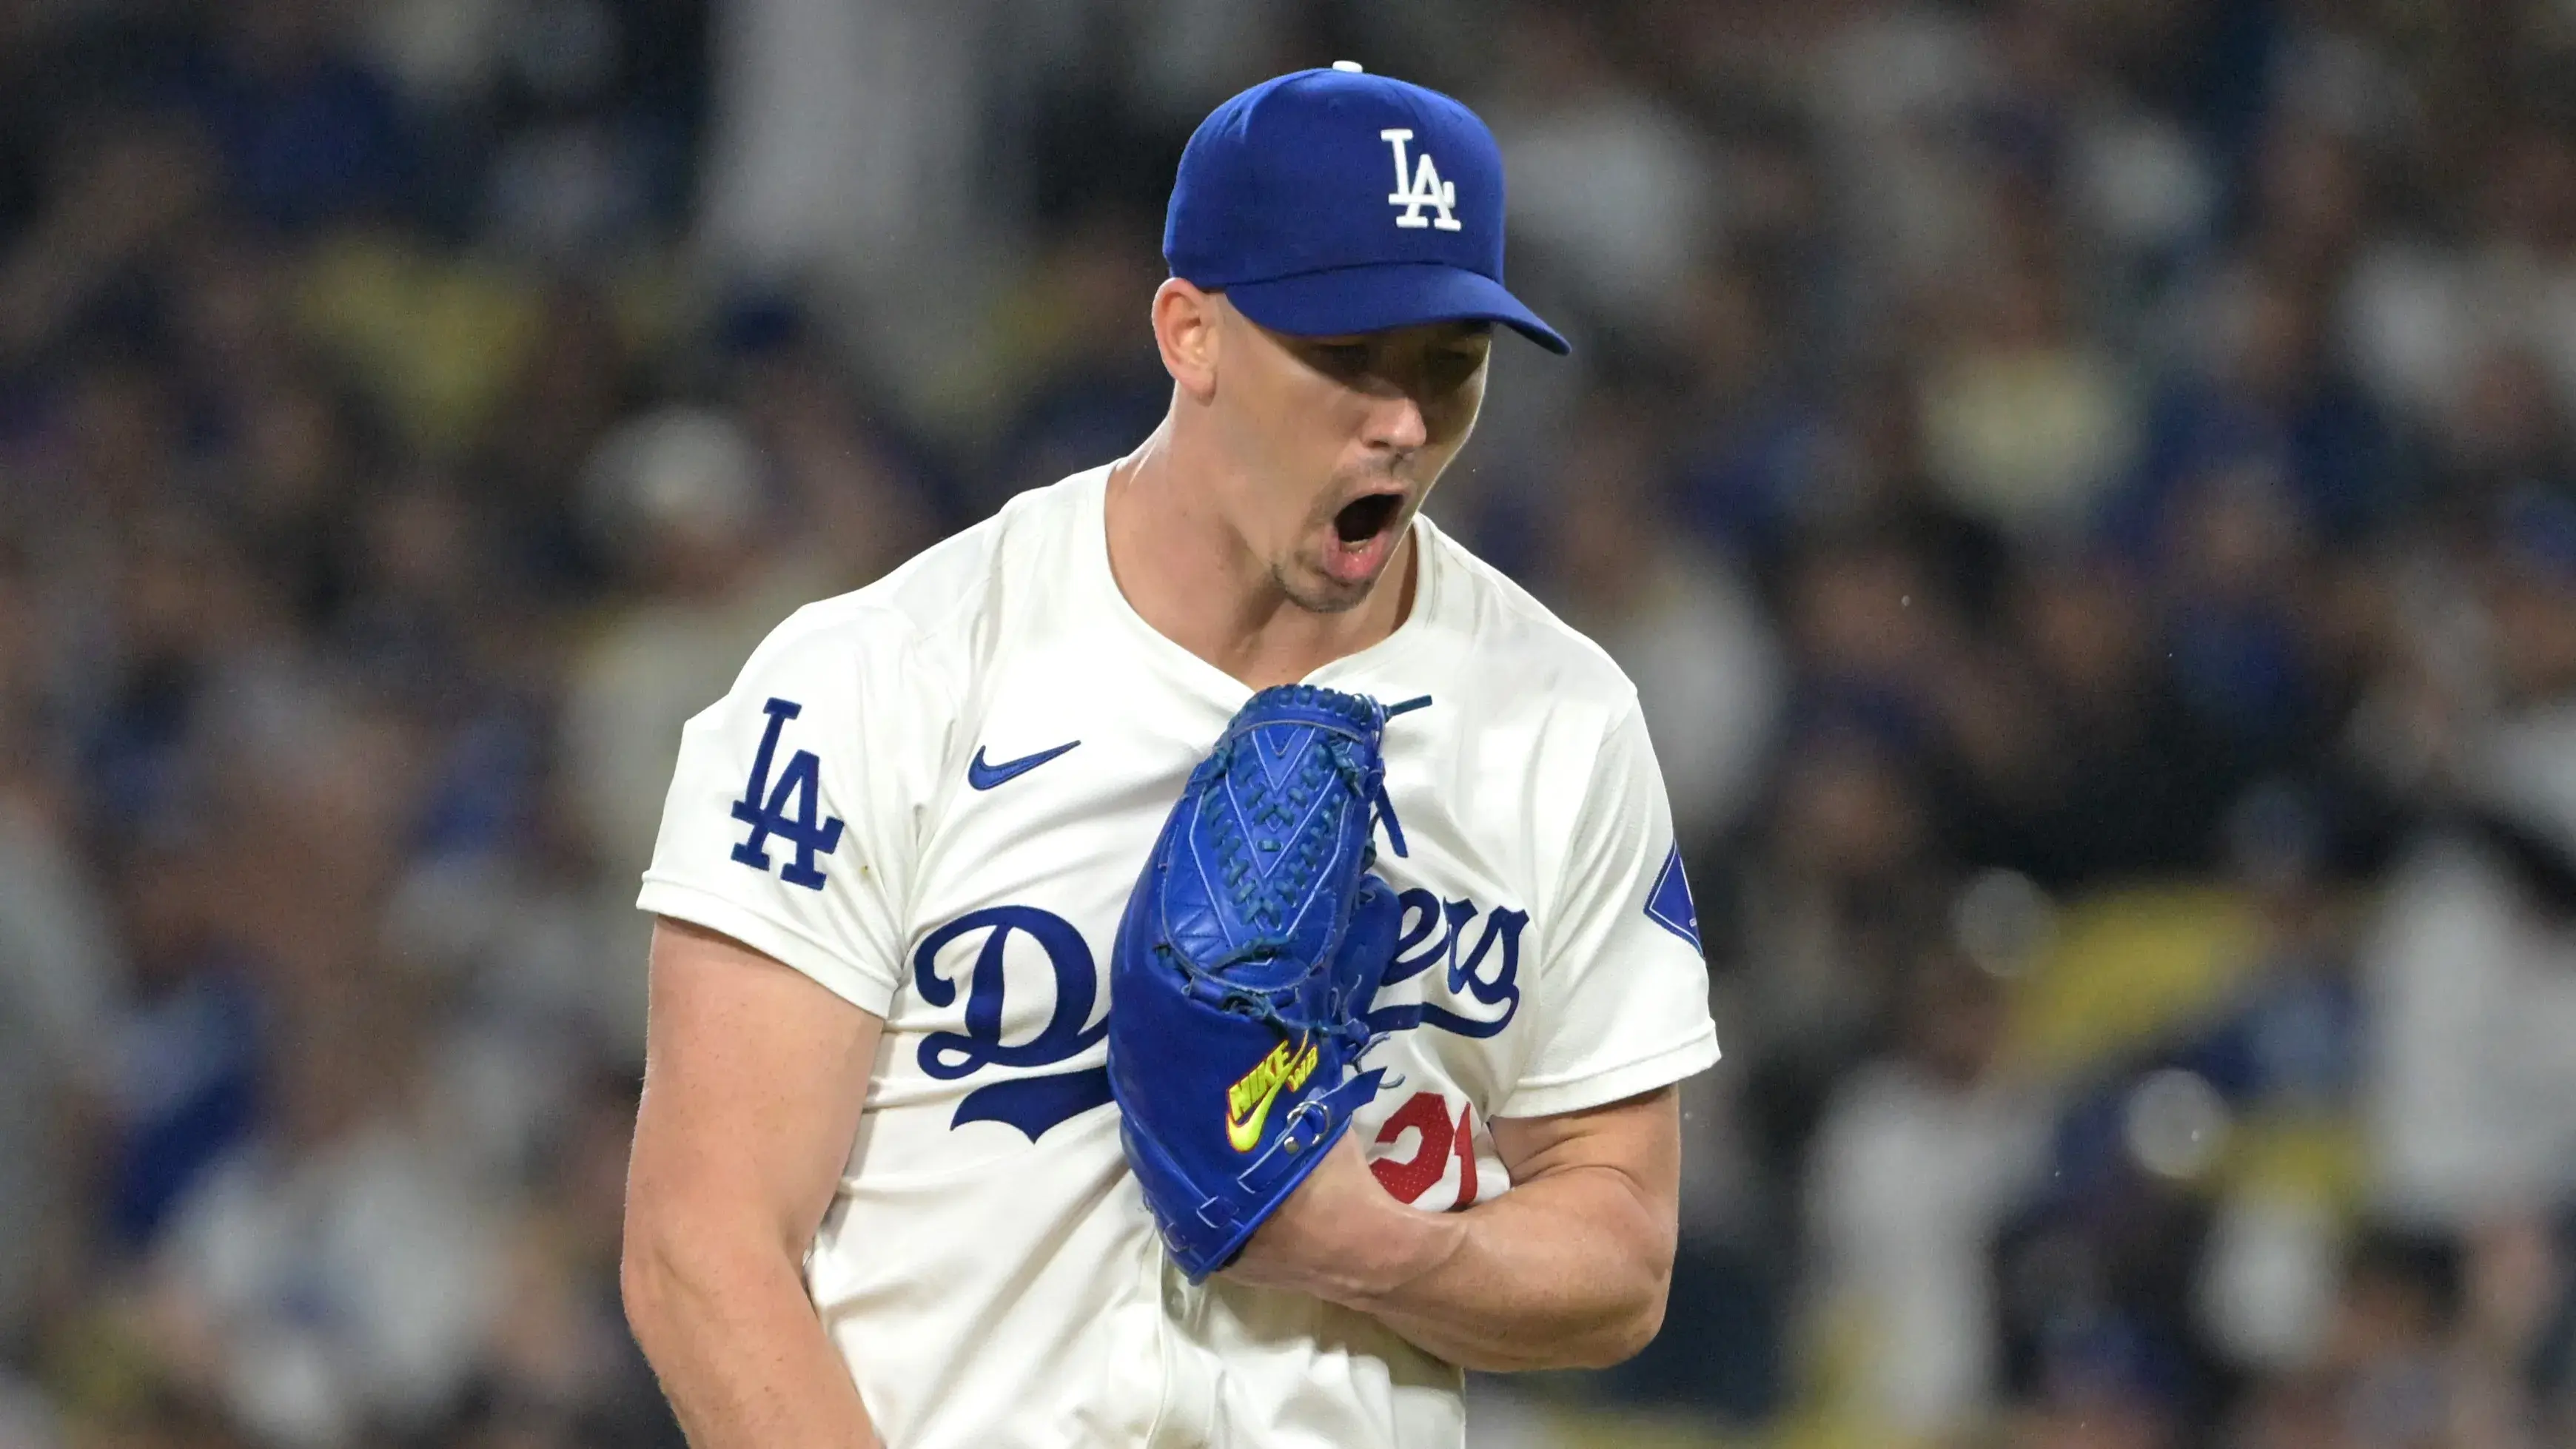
(622, 63, 1720, 1448)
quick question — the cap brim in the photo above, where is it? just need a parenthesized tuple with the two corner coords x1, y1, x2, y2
(1224, 263, 1570, 354)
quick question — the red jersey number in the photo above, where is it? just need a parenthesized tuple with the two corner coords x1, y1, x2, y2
(1369, 1091, 1480, 1210)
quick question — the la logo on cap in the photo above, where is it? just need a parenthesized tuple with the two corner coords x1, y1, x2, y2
(1379, 129, 1460, 232)
(1329, 58, 1461, 232)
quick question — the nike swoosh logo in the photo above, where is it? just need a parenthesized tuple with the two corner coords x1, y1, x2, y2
(1226, 1075, 1289, 1153)
(967, 740, 1081, 790)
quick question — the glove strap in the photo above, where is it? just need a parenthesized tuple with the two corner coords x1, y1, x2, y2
(1201, 1066, 1388, 1231)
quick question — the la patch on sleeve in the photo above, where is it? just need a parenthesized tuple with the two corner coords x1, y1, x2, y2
(730, 697, 847, 890)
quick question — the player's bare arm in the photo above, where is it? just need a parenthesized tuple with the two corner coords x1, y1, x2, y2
(1224, 1085, 1680, 1371)
(623, 918, 884, 1448)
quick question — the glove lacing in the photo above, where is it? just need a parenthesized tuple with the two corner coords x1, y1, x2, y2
(1170, 693, 1432, 1055)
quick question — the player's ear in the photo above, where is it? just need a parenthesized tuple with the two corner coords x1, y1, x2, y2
(1153, 278, 1220, 402)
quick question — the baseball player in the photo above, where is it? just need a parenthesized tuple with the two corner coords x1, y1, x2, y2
(621, 64, 1720, 1448)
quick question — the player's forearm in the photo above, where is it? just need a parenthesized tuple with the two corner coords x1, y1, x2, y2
(622, 1228, 880, 1449)
(1341, 1162, 1674, 1372)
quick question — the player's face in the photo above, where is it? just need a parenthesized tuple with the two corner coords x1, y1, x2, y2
(1219, 309, 1490, 613)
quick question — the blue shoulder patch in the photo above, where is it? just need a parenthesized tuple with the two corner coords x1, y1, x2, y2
(1645, 842, 1701, 951)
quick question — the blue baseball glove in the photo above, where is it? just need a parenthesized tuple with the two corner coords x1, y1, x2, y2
(1107, 684, 1423, 1281)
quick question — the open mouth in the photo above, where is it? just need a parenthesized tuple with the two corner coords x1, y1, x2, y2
(1319, 491, 1407, 588)
(1333, 492, 1402, 545)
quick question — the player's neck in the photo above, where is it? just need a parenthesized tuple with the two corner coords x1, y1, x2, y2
(1104, 432, 1414, 691)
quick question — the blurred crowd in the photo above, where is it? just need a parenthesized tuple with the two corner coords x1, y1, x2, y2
(10, 1, 2576, 1446)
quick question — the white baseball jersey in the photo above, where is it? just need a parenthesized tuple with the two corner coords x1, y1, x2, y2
(637, 465, 1720, 1448)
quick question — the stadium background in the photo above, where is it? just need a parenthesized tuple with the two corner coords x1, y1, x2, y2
(8, 1, 2576, 1445)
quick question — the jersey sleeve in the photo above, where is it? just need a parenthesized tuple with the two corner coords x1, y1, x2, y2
(636, 602, 950, 1017)
(1500, 701, 1723, 1120)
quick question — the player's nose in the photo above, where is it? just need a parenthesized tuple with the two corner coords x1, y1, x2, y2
(1361, 391, 1429, 454)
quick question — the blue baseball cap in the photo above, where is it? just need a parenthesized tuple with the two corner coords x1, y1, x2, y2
(1164, 63, 1569, 355)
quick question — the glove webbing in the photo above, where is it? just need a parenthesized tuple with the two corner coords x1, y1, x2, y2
(1165, 693, 1432, 1043)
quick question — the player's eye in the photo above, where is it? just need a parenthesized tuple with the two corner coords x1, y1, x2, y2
(1312, 342, 1372, 374)
(1430, 348, 1484, 387)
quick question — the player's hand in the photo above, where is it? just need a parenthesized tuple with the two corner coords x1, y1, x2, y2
(1220, 1136, 1464, 1307)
